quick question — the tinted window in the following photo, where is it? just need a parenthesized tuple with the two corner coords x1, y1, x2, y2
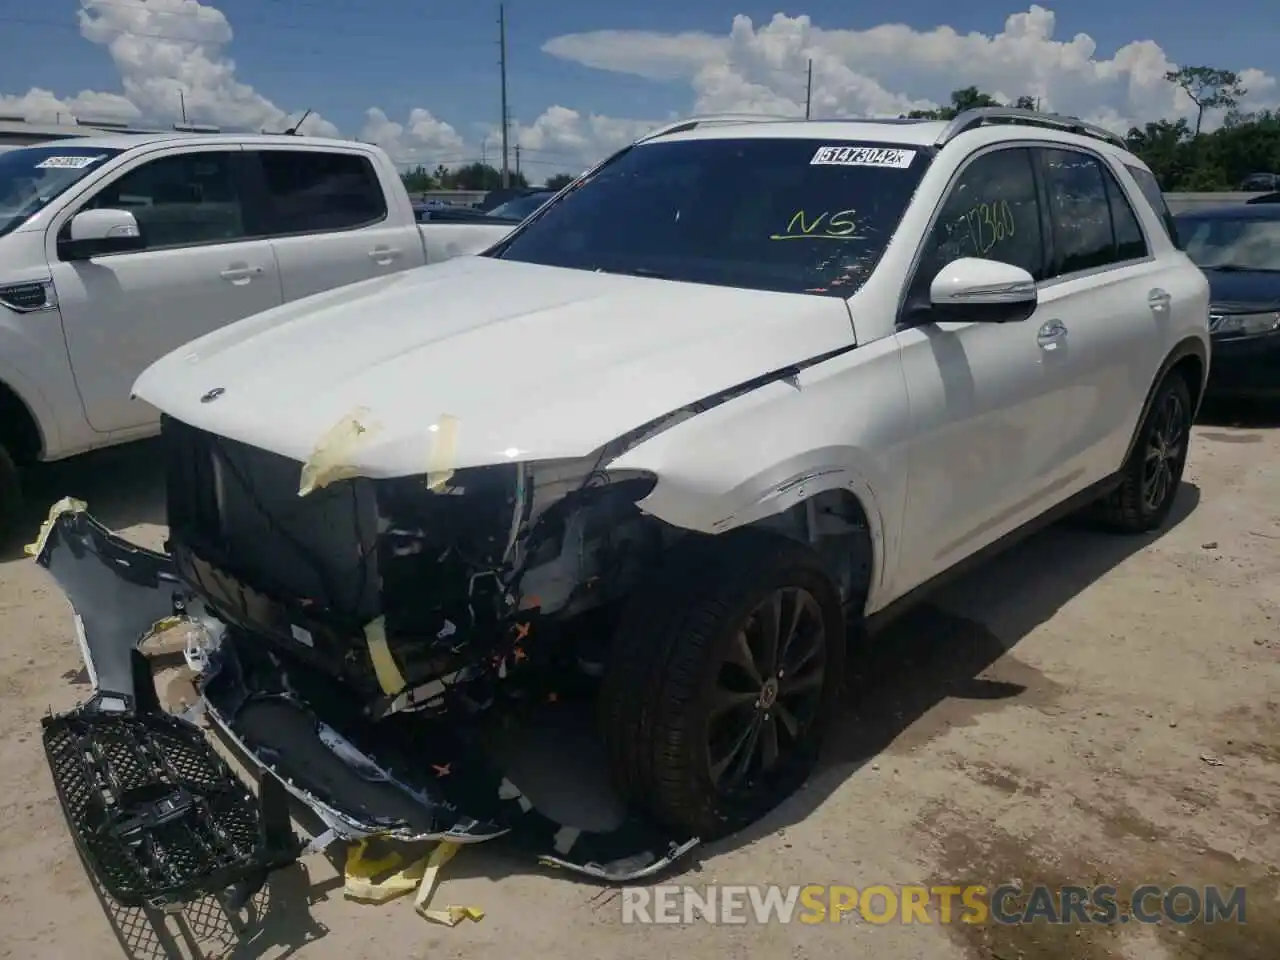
(256, 150, 387, 234)
(0, 146, 122, 238)
(1041, 149, 1148, 276)
(1124, 163, 1180, 248)
(1176, 215, 1280, 271)
(83, 151, 245, 249)
(494, 138, 930, 297)
(912, 147, 1044, 292)
(1107, 176, 1147, 261)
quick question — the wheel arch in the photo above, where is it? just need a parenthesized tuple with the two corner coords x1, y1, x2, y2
(1120, 336, 1207, 468)
(636, 461, 889, 616)
(0, 377, 46, 464)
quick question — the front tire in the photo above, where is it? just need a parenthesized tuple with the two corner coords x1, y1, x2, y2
(599, 530, 846, 839)
(1098, 373, 1193, 533)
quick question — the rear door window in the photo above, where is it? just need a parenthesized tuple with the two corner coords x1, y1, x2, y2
(1040, 148, 1148, 278)
(253, 150, 387, 235)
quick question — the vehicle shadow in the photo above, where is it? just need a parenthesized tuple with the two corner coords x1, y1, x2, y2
(74, 843, 330, 960)
(1, 437, 166, 562)
(1196, 396, 1280, 428)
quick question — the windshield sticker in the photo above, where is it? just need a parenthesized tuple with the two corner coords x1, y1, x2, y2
(810, 146, 916, 168)
(771, 208, 864, 241)
(33, 154, 108, 170)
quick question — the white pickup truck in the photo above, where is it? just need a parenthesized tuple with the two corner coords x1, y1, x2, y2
(0, 132, 517, 533)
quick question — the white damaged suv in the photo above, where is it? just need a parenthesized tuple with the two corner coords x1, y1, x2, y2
(34, 108, 1209, 885)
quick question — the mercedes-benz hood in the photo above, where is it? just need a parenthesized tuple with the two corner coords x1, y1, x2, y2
(132, 256, 856, 477)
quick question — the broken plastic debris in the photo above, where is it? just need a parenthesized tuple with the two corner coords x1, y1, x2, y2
(23, 496, 89, 558)
(425, 414, 460, 491)
(343, 838, 482, 926)
(297, 407, 380, 497)
(363, 615, 408, 696)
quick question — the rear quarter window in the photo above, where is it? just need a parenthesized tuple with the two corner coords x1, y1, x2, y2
(1123, 163, 1181, 249)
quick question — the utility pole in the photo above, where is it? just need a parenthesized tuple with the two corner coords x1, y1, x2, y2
(498, 3, 511, 188)
(179, 90, 187, 123)
(805, 59, 813, 119)
(515, 144, 521, 179)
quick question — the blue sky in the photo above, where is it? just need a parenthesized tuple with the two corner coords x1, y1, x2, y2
(1, 1, 1277, 174)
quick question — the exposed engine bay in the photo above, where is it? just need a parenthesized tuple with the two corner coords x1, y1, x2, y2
(160, 414, 684, 719)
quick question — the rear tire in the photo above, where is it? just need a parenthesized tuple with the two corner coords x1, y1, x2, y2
(1097, 373, 1192, 533)
(0, 443, 22, 546)
(599, 530, 845, 839)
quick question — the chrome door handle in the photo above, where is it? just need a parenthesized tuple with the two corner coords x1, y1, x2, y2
(368, 247, 402, 265)
(220, 265, 263, 285)
(1148, 288, 1172, 312)
(1037, 319, 1067, 349)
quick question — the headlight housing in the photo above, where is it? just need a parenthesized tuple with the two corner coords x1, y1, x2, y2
(1209, 309, 1280, 338)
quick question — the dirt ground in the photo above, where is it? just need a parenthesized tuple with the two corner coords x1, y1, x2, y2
(0, 408, 1277, 960)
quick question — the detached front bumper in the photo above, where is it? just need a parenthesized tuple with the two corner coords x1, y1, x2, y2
(32, 505, 698, 907)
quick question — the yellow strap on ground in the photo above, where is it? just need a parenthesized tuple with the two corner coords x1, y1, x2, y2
(342, 838, 482, 925)
(23, 496, 88, 558)
(413, 840, 484, 925)
(363, 616, 407, 696)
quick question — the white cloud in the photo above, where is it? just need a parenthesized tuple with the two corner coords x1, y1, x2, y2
(3, 3, 1275, 178)
(544, 6, 1280, 134)
(357, 108, 465, 167)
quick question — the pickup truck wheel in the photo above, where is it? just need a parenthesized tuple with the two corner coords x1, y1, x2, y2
(1099, 373, 1192, 533)
(0, 443, 21, 545)
(600, 531, 845, 839)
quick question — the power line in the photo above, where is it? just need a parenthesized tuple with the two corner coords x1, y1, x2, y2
(498, 2, 510, 189)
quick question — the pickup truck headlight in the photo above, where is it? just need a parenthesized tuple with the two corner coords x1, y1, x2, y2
(1209, 310, 1280, 337)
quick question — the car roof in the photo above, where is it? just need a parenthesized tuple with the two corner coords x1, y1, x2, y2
(642, 115, 1137, 162)
(4, 132, 376, 152)
(1176, 204, 1280, 221)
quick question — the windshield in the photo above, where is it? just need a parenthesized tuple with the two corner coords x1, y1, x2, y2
(1176, 215, 1280, 271)
(0, 145, 122, 238)
(488, 192, 553, 221)
(492, 138, 930, 296)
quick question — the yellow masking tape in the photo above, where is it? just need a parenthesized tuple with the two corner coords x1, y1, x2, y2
(363, 616, 407, 696)
(298, 407, 380, 497)
(24, 496, 89, 559)
(425, 414, 460, 491)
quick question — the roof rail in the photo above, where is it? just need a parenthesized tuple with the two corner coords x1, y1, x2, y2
(635, 113, 794, 144)
(937, 107, 1127, 150)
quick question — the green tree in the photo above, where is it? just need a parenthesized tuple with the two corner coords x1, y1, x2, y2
(544, 173, 575, 190)
(904, 86, 1004, 120)
(1164, 66, 1248, 136)
(893, 83, 1280, 192)
(400, 165, 437, 193)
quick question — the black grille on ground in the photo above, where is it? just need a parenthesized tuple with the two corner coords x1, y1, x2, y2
(42, 709, 297, 907)
(161, 416, 380, 619)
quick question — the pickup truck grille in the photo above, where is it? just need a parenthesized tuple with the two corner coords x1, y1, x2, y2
(161, 416, 381, 620)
